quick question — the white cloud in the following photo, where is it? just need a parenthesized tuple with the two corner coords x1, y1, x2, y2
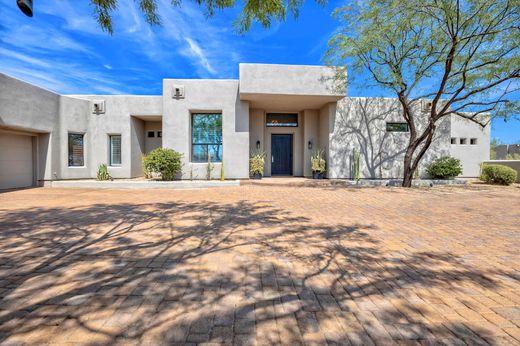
(183, 38, 216, 75)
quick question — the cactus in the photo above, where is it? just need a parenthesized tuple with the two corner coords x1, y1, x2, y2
(353, 149, 361, 181)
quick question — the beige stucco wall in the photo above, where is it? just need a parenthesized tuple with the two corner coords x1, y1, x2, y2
(303, 110, 319, 177)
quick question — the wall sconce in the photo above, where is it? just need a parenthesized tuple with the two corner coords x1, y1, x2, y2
(308, 140, 313, 150)
(256, 140, 260, 149)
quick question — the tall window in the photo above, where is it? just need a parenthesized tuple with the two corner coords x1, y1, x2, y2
(192, 113, 222, 162)
(68, 133, 84, 166)
(109, 135, 121, 166)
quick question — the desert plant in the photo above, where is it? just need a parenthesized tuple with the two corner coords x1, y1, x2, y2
(206, 152, 214, 180)
(249, 151, 265, 177)
(96, 164, 112, 181)
(142, 154, 153, 179)
(311, 149, 326, 173)
(220, 156, 225, 181)
(352, 149, 361, 181)
(145, 148, 182, 181)
(480, 164, 517, 185)
(427, 157, 462, 179)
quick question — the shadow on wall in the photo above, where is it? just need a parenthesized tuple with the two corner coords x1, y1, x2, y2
(0, 200, 513, 344)
(331, 98, 451, 179)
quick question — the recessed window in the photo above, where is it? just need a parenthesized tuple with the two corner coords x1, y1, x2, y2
(192, 113, 222, 163)
(470, 138, 478, 145)
(147, 131, 155, 138)
(451, 138, 457, 144)
(266, 113, 298, 127)
(68, 133, 84, 167)
(157, 131, 162, 138)
(109, 135, 121, 166)
(386, 122, 409, 132)
(460, 138, 467, 145)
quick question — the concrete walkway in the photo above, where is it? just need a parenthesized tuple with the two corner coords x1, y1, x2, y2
(49, 179, 241, 189)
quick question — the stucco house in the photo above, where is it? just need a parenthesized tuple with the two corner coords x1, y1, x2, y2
(0, 64, 489, 189)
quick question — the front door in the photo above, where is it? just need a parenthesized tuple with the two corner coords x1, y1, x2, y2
(271, 134, 293, 175)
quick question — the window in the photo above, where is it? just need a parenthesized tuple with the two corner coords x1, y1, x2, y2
(460, 138, 467, 145)
(470, 138, 478, 145)
(109, 135, 121, 166)
(147, 131, 155, 138)
(192, 113, 222, 162)
(451, 138, 457, 144)
(157, 131, 162, 138)
(386, 122, 409, 132)
(68, 133, 84, 166)
(266, 113, 298, 127)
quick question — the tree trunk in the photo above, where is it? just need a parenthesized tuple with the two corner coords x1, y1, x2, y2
(402, 150, 415, 187)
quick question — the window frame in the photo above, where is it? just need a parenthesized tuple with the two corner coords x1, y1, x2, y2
(451, 138, 457, 145)
(470, 138, 478, 145)
(147, 131, 155, 138)
(68, 132, 85, 167)
(191, 112, 223, 163)
(109, 134, 122, 167)
(459, 138, 467, 145)
(386, 122, 409, 132)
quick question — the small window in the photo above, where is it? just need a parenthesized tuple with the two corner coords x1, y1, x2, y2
(109, 135, 121, 166)
(451, 138, 457, 144)
(386, 122, 409, 132)
(460, 138, 467, 145)
(192, 113, 222, 162)
(470, 138, 478, 145)
(68, 133, 84, 167)
(147, 131, 155, 138)
(266, 113, 298, 127)
(157, 131, 162, 138)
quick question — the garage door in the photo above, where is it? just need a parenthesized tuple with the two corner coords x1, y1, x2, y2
(0, 132, 34, 190)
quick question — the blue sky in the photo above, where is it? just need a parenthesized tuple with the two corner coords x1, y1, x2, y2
(0, 0, 518, 143)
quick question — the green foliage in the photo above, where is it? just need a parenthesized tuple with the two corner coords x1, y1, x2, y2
(90, 0, 326, 34)
(427, 157, 462, 179)
(96, 164, 112, 181)
(249, 151, 265, 176)
(506, 153, 520, 160)
(480, 164, 517, 185)
(145, 148, 183, 181)
(489, 138, 501, 160)
(352, 149, 361, 180)
(220, 157, 225, 181)
(142, 154, 153, 178)
(311, 149, 326, 173)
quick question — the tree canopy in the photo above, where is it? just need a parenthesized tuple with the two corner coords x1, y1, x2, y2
(90, 0, 327, 34)
(326, 0, 519, 186)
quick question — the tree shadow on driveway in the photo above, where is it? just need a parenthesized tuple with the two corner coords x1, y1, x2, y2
(0, 199, 518, 345)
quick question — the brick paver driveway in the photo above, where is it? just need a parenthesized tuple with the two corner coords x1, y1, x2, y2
(0, 184, 519, 345)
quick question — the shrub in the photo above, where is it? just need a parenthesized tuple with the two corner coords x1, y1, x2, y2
(311, 149, 326, 173)
(249, 151, 265, 176)
(145, 148, 182, 180)
(480, 164, 517, 185)
(142, 154, 153, 178)
(96, 164, 112, 181)
(427, 156, 462, 179)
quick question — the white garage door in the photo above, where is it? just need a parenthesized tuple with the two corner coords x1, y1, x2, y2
(0, 133, 34, 190)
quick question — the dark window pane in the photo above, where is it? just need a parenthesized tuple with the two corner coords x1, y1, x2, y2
(68, 133, 84, 166)
(110, 135, 121, 166)
(266, 113, 298, 127)
(386, 122, 409, 132)
(147, 131, 155, 138)
(192, 113, 222, 162)
(157, 131, 162, 138)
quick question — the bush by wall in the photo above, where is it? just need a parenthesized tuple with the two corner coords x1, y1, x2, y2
(480, 164, 517, 185)
(96, 164, 112, 181)
(427, 156, 462, 179)
(145, 148, 182, 180)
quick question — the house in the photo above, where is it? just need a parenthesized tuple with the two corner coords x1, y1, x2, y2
(0, 64, 489, 189)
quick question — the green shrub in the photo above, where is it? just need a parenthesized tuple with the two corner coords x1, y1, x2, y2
(145, 148, 182, 180)
(480, 164, 517, 185)
(427, 156, 462, 179)
(142, 154, 153, 178)
(96, 164, 112, 181)
(249, 151, 265, 175)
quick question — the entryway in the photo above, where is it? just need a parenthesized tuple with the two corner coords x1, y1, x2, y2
(271, 134, 293, 175)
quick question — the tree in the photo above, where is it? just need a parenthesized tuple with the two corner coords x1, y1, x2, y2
(326, 0, 519, 187)
(90, 0, 326, 34)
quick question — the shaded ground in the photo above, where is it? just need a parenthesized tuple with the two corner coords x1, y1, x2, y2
(0, 184, 519, 345)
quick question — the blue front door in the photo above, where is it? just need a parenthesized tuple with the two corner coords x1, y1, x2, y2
(271, 134, 293, 175)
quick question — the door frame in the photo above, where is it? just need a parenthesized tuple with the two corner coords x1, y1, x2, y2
(271, 133, 293, 176)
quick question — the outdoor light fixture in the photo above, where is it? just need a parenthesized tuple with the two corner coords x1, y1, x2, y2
(256, 140, 260, 149)
(17, 0, 33, 17)
(308, 140, 313, 150)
